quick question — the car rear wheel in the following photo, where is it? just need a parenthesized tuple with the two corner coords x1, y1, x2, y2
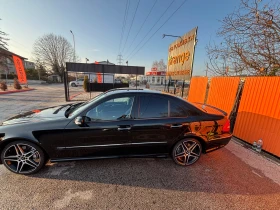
(1, 141, 45, 175)
(172, 138, 202, 166)
(71, 83, 76, 87)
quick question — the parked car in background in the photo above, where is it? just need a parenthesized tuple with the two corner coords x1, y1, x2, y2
(0, 89, 231, 175)
(114, 79, 122, 84)
(69, 78, 84, 87)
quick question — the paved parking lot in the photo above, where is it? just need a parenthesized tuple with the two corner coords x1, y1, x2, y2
(0, 84, 279, 209)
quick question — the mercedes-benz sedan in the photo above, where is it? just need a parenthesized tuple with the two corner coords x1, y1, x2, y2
(0, 89, 232, 174)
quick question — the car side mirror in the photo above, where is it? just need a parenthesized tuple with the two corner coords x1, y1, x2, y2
(74, 116, 91, 126)
(75, 116, 84, 126)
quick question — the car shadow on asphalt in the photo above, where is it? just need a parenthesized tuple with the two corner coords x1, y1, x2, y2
(30, 147, 280, 195)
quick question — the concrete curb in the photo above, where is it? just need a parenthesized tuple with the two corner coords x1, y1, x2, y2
(0, 88, 35, 95)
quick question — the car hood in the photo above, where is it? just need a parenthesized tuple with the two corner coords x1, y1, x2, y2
(1, 105, 71, 126)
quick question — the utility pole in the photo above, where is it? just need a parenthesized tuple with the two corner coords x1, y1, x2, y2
(117, 54, 123, 65)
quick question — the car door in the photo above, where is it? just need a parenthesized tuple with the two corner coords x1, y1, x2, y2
(129, 94, 192, 156)
(60, 94, 136, 159)
(77, 79, 83, 86)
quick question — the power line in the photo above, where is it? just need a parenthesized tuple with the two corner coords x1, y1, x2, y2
(8, 42, 32, 55)
(118, 0, 130, 54)
(121, 0, 141, 54)
(125, 0, 175, 59)
(127, 0, 188, 61)
(123, 0, 158, 56)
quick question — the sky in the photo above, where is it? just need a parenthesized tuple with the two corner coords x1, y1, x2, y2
(0, 0, 241, 76)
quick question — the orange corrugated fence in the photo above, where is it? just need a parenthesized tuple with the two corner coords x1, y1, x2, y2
(233, 77, 280, 157)
(187, 77, 208, 103)
(207, 77, 240, 115)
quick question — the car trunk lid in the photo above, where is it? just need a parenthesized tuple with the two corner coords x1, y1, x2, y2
(192, 102, 227, 116)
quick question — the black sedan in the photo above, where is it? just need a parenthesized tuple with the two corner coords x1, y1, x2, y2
(0, 89, 232, 174)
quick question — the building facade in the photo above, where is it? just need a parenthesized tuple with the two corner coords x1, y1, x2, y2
(139, 68, 166, 85)
(24, 61, 35, 70)
(0, 49, 27, 75)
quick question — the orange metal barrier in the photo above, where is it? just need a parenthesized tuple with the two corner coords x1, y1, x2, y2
(187, 77, 208, 103)
(206, 77, 240, 115)
(233, 77, 280, 157)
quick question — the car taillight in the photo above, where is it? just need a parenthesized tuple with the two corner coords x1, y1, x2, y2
(222, 119, 230, 133)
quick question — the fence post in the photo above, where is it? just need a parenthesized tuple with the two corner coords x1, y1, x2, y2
(167, 80, 170, 92)
(181, 81, 185, 97)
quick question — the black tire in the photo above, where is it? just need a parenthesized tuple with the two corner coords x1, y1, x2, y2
(71, 83, 76, 87)
(172, 138, 202, 166)
(1, 140, 45, 175)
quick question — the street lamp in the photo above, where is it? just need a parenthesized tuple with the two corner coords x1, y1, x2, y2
(70, 30, 76, 62)
(70, 30, 77, 80)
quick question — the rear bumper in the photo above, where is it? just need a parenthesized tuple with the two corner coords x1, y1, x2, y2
(205, 135, 232, 152)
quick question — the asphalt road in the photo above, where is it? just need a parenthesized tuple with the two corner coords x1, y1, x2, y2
(0, 84, 279, 210)
(0, 84, 82, 122)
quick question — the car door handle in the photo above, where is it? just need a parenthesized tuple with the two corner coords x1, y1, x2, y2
(118, 127, 131, 131)
(170, 124, 183, 128)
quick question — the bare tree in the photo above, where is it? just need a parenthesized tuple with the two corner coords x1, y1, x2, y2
(152, 60, 159, 69)
(152, 59, 167, 71)
(0, 19, 9, 74)
(33, 34, 75, 80)
(206, 0, 280, 76)
(0, 19, 8, 50)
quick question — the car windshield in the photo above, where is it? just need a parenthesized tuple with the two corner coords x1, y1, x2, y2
(66, 92, 107, 117)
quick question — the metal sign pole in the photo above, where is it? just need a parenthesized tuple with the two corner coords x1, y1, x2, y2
(135, 67, 138, 89)
(63, 70, 68, 101)
(136, 74, 138, 89)
(190, 27, 198, 80)
(89, 74, 91, 99)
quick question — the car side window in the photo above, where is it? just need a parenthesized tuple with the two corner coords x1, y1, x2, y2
(138, 95, 168, 118)
(86, 96, 135, 121)
(169, 100, 189, 117)
(170, 99, 200, 117)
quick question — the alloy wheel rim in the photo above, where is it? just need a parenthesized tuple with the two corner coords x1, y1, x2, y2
(3, 143, 41, 174)
(174, 140, 201, 165)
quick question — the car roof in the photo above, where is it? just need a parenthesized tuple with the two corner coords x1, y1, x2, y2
(102, 88, 168, 95)
(105, 88, 161, 95)
(104, 88, 186, 101)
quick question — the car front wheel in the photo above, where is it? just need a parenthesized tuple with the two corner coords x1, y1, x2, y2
(172, 138, 202, 166)
(71, 83, 76, 87)
(1, 141, 45, 175)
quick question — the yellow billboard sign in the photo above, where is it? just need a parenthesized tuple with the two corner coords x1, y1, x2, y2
(167, 27, 197, 81)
